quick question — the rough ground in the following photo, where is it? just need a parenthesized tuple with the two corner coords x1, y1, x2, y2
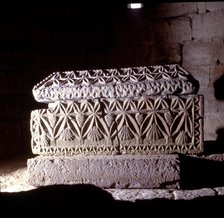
(1, 154, 224, 201)
(1, 154, 224, 217)
(0, 154, 36, 192)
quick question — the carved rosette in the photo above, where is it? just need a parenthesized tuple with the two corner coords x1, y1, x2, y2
(31, 95, 203, 155)
(32, 65, 199, 103)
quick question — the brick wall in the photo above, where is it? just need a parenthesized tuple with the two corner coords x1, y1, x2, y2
(0, 3, 224, 158)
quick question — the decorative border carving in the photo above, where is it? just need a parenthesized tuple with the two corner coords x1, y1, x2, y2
(33, 64, 199, 103)
(30, 95, 203, 155)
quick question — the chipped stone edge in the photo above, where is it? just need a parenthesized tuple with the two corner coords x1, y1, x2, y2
(105, 187, 224, 202)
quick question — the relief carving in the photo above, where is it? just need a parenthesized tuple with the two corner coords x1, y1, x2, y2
(31, 95, 203, 155)
(32, 64, 199, 103)
(30, 64, 203, 155)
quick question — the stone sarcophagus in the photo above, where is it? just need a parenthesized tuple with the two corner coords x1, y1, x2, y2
(30, 64, 203, 155)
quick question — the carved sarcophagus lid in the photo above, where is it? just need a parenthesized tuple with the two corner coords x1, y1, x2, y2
(31, 64, 203, 155)
(32, 64, 199, 103)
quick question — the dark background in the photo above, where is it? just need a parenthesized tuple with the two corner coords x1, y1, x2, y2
(0, 4, 160, 158)
(1, 2, 224, 158)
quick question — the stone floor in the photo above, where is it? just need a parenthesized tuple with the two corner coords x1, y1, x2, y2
(0, 153, 36, 192)
(1, 153, 224, 202)
(2, 153, 224, 218)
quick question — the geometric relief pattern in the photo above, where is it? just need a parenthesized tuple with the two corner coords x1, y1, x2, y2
(31, 95, 203, 155)
(32, 64, 199, 103)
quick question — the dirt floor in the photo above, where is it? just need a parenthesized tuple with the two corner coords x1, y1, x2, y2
(0, 153, 36, 192)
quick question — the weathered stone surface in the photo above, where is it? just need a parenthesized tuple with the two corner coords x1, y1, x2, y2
(192, 11, 224, 40)
(181, 66, 210, 92)
(199, 153, 224, 162)
(154, 18, 192, 44)
(153, 43, 181, 64)
(183, 40, 222, 67)
(214, 187, 224, 195)
(204, 112, 224, 140)
(107, 187, 224, 201)
(173, 188, 216, 200)
(206, 2, 224, 12)
(107, 189, 173, 202)
(182, 65, 224, 141)
(4, 153, 224, 198)
(27, 155, 180, 189)
(32, 65, 199, 103)
(154, 3, 197, 18)
(197, 2, 206, 14)
(31, 95, 204, 155)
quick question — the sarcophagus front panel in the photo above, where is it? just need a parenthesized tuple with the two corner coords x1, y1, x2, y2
(31, 95, 203, 155)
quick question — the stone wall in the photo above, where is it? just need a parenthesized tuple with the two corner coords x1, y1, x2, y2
(154, 2, 224, 142)
(0, 3, 224, 158)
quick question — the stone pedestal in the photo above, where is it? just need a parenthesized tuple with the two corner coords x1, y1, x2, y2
(27, 155, 180, 189)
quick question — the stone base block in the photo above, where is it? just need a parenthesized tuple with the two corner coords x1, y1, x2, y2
(27, 154, 180, 189)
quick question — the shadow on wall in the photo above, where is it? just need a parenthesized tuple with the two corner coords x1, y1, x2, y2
(180, 154, 224, 189)
(203, 74, 224, 154)
(214, 71, 224, 151)
(214, 74, 224, 100)
(178, 73, 224, 189)
(180, 74, 224, 189)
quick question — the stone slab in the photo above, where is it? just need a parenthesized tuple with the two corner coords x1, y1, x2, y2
(192, 11, 224, 40)
(107, 189, 174, 202)
(206, 2, 224, 12)
(27, 154, 180, 189)
(107, 187, 223, 201)
(173, 188, 216, 200)
(214, 187, 224, 195)
(154, 3, 197, 18)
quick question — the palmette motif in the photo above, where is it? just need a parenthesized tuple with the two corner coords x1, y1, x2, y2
(30, 95, 203, 155)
